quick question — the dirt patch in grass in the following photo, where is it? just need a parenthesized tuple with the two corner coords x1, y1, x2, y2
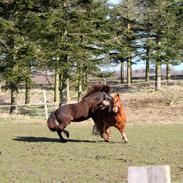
(120, 86, 183, 124)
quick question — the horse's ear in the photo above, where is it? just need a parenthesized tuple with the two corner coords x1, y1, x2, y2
(116, 93, 120, 98)
(103, 85, 110, 93)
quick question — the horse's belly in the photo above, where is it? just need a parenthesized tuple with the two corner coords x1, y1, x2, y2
(72, 116, 90, 122)
(96, 112, 116, 126)
(105, 115, 116, 125)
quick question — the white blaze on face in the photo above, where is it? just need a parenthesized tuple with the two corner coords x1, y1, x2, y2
(113, 106, 119, 113)
(111, 94, 119, 113)
(103, 100, 110, 106)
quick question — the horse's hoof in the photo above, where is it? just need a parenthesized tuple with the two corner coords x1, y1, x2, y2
(104, 139, 110, 142)
(65, 132, 70, 138)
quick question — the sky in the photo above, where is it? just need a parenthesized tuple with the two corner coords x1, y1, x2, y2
(108, 0, 121, 4)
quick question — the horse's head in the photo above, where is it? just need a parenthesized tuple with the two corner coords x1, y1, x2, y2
(82, 84, 112, 109)
(82, 90, 112, 114)
(102, 91, 112, 102)
(91, 91, 112, 107)
(110, 93, 121, 114)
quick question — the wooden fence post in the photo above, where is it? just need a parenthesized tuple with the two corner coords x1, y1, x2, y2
(43, 90, 48, 119)
(103, 79, 106, 85)
(128, 165, 171, 183)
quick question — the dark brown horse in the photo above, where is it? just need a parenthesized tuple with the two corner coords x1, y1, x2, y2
(92, 93, 128, 143)
(47, 84, 111, 142)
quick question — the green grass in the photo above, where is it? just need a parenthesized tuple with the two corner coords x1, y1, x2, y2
(0, 120, 183, 183)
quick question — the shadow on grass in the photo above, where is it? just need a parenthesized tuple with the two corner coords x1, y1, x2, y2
(13, 136, 107, 143)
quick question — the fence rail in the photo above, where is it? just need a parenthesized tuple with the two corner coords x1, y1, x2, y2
(0, 102, 59, 108)
(0, 102, 59, 119)
(0, 90, 60, 119)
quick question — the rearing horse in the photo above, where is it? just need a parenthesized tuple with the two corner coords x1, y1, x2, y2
(47, 84, 111, 142)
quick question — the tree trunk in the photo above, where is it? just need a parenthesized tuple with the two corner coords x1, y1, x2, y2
(120, 60, 125, 84)
(155, 60, 161, 91)
(155, 35, 161, 91)
(145, 38, 150, 82)
(130, 63, 132, 83)
(25, 78, 31, 104)
(78, 80, 82, 101)
(67, 80, 70, 102)
(166, 62, 171, 81)
(145, 56, 150, 82)
(10, 86, 17, 114)
(82, 65, 87, 89)
(59, 70, 69, 106)
(54, 70, 60, 103)
(127, 22, 132, 86)
(59, 20, 69, 105)
(145, 8, 150, 83)
(127, 54, 132, 86)
(77, 62, 85, 101)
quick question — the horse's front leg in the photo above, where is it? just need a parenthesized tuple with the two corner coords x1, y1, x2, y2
(98, 124, 109, 142)
(121, 132, 128, 143)
(102, 132, 110, 142)
(115, 123, 128, 143)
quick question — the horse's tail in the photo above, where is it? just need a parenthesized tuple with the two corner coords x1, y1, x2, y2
(92, 124, 100, 135)
(47, 112, 59, 132)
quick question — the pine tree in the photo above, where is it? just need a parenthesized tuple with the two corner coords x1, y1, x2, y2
(36, 0, 111, 103)
(135, 0, 183, 89)
(0, 0, 38, 113)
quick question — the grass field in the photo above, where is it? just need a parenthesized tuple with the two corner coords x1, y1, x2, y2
(1, 84, 183, 182)
(0, 118, 183, 183)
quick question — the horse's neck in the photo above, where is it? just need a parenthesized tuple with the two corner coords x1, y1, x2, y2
(83, 94, 103, 108)
(119, 103, 125, 112)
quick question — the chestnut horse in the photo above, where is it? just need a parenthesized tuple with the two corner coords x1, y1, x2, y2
(47, 84, 111, 142)
(92, 93, 128, 143)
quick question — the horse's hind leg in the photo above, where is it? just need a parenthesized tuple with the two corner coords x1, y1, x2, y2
(57, 123, 68, 143)
(63, 129, 70, 138)
(57, 129, 67, 142)
(56, 115, 73, 142)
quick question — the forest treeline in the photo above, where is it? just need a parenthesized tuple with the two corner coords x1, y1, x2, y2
(0, 0, 183, 113)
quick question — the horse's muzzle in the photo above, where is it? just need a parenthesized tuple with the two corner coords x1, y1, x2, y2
(112, 106, 119, 114)
(102, 92, 112, 107)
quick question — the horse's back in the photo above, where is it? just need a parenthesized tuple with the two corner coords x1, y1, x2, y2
(55, 101, 90, 122)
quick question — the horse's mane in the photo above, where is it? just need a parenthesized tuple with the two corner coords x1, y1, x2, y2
(82, 84, 110, 99)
